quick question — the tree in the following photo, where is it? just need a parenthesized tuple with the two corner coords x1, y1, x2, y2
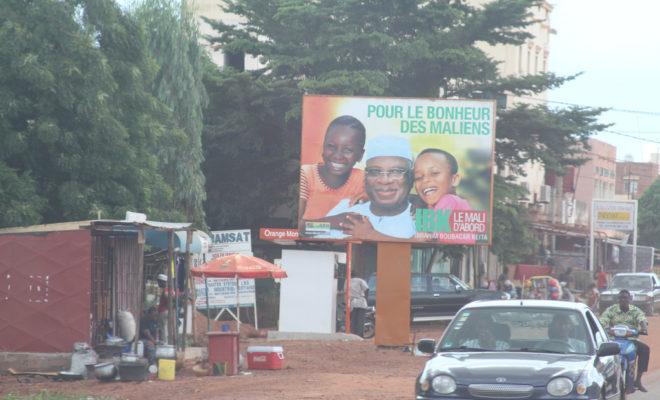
(637, 178, 660, 249)
(132, 0, 209, 228)
(0, 0, 181, 226)
(203, 0, 607, 256)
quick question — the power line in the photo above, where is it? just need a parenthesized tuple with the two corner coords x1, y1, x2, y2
(519, 96, 660, 117)
(604, 130, 660, 145)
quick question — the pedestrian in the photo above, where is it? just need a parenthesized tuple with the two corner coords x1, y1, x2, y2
(558, 267, 575, 290)
(347, 270, 369, 337)
(595, 264, 608, 291)
(582, 282, 600, 313)
(156, 273, 180, 344)
(496, 266, 509, 292)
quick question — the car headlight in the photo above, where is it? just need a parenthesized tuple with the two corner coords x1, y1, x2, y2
(547, 377, 573, 396)
(432, 375, 457, 394)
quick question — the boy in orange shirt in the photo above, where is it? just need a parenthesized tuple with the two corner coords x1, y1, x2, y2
(298, 115, 366, 230)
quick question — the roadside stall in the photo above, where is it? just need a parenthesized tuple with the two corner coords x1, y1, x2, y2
(190, 254, 287, 375)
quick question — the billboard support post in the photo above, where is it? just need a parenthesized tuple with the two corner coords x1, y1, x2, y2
(589, 204, 595, 272)
(345, 243, 352, 334)
(632, 200, 638, 272)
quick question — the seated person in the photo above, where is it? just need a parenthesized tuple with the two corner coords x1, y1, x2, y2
(140, 307, 160, 363)
(548, 314, 587, 353)
(461, 317, 510, 350)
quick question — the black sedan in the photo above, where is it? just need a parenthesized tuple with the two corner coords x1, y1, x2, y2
(415, 300, 624, 399)
(368, 273, 508, 322)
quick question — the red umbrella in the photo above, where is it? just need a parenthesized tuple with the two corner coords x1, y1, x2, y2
(191, 254, 287, 331)
(191, 254, 287, 279)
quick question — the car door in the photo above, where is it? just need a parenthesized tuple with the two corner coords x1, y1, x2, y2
(585, 310, 621, 399)
(430, 275, 469, 315)
(410, 273, 437, 320)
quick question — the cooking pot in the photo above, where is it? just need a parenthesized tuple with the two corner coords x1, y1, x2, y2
(155, 344, 176, 359)
(94, 362, 117, 381)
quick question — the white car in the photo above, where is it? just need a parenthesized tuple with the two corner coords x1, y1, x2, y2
(599, 272, 660, 315)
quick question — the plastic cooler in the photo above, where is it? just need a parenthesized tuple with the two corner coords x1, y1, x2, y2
(206, 331, 239, 376)
(247, 346, 284, 370)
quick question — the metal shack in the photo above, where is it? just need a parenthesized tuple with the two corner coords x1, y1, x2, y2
(0, 219, 200, 370)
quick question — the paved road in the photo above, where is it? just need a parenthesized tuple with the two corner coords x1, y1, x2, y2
(629, 369, 660, 399)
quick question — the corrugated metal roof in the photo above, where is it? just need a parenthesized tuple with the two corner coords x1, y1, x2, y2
(0, 221, 93, 235)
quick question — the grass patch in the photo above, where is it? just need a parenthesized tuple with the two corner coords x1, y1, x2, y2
(3, 392, 111, 400)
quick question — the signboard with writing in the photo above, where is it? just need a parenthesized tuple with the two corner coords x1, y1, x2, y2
(194, 277, 256, 309)
(209, 229, 252, 259)
(298, 95, 495, 245)
(593, 200, 636, 231)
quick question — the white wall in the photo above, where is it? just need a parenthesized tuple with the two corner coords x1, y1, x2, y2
(279, 250, 337, 333)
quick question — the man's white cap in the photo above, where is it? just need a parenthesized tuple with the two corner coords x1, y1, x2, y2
(157, 274, 168, 281)
(364, 136, 413, 162)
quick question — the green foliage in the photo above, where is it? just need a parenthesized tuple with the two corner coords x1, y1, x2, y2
(637, 178, 660, 248)
(203, 66, 300, 229)
(132, 0, 209, 228)
(0, 0, 183, 227)
(491, 175, 537, 264)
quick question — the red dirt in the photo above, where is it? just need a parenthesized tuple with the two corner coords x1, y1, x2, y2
(2, 318, 659, 400)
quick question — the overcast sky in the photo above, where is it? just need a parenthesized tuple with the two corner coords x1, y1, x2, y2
(548, 0, 660, 162)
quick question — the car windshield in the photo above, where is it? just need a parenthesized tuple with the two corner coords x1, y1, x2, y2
(438, 307, 593, 355)
(369, 273, 471, 292)
(611, 275, 652, 291)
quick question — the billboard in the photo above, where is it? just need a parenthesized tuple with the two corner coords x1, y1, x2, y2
(209, 229, 252, 259)
(298, 95, 495, 244)
(195, 229, 255, 309)
(592, 200, 636, 231)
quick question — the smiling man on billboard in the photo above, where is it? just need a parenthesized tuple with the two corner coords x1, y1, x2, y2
(324, 136, 416, 240)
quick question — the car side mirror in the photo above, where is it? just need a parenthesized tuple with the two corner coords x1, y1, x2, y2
(654, 285, 660, 290)
(417, 339, 436, 354)
(455, 284, 463, 292)
(597, 342, 620, 357)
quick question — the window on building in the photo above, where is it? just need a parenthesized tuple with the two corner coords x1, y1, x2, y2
(518, 46, 524, 75)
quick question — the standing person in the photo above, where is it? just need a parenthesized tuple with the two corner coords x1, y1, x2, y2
(600, 290, 649, 392)
(582, 282, 600, 313)
(298, 115, 366, 230)
(595, 264, 609, 291)
(157, 273, 179, 344)
(347, 271, 369, 337)
(558, 267, 575, 290)
(496, 266, 509, 292)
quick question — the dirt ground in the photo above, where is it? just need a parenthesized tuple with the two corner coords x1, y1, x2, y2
(2, 318, 660, 400)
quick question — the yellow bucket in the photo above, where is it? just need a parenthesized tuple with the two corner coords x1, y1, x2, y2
(158, 359, 176, 381)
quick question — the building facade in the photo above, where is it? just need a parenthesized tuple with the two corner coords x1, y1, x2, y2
(615, 161, 659, 200)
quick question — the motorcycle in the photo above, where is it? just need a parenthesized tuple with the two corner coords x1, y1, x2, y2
(337, 302, 375, 339)
(609, 325, 640, 394)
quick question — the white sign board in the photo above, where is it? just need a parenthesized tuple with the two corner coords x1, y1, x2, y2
(194, 276, 256, 309)
(593, 200, 636, 231)
(209, 229, 252, 259)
